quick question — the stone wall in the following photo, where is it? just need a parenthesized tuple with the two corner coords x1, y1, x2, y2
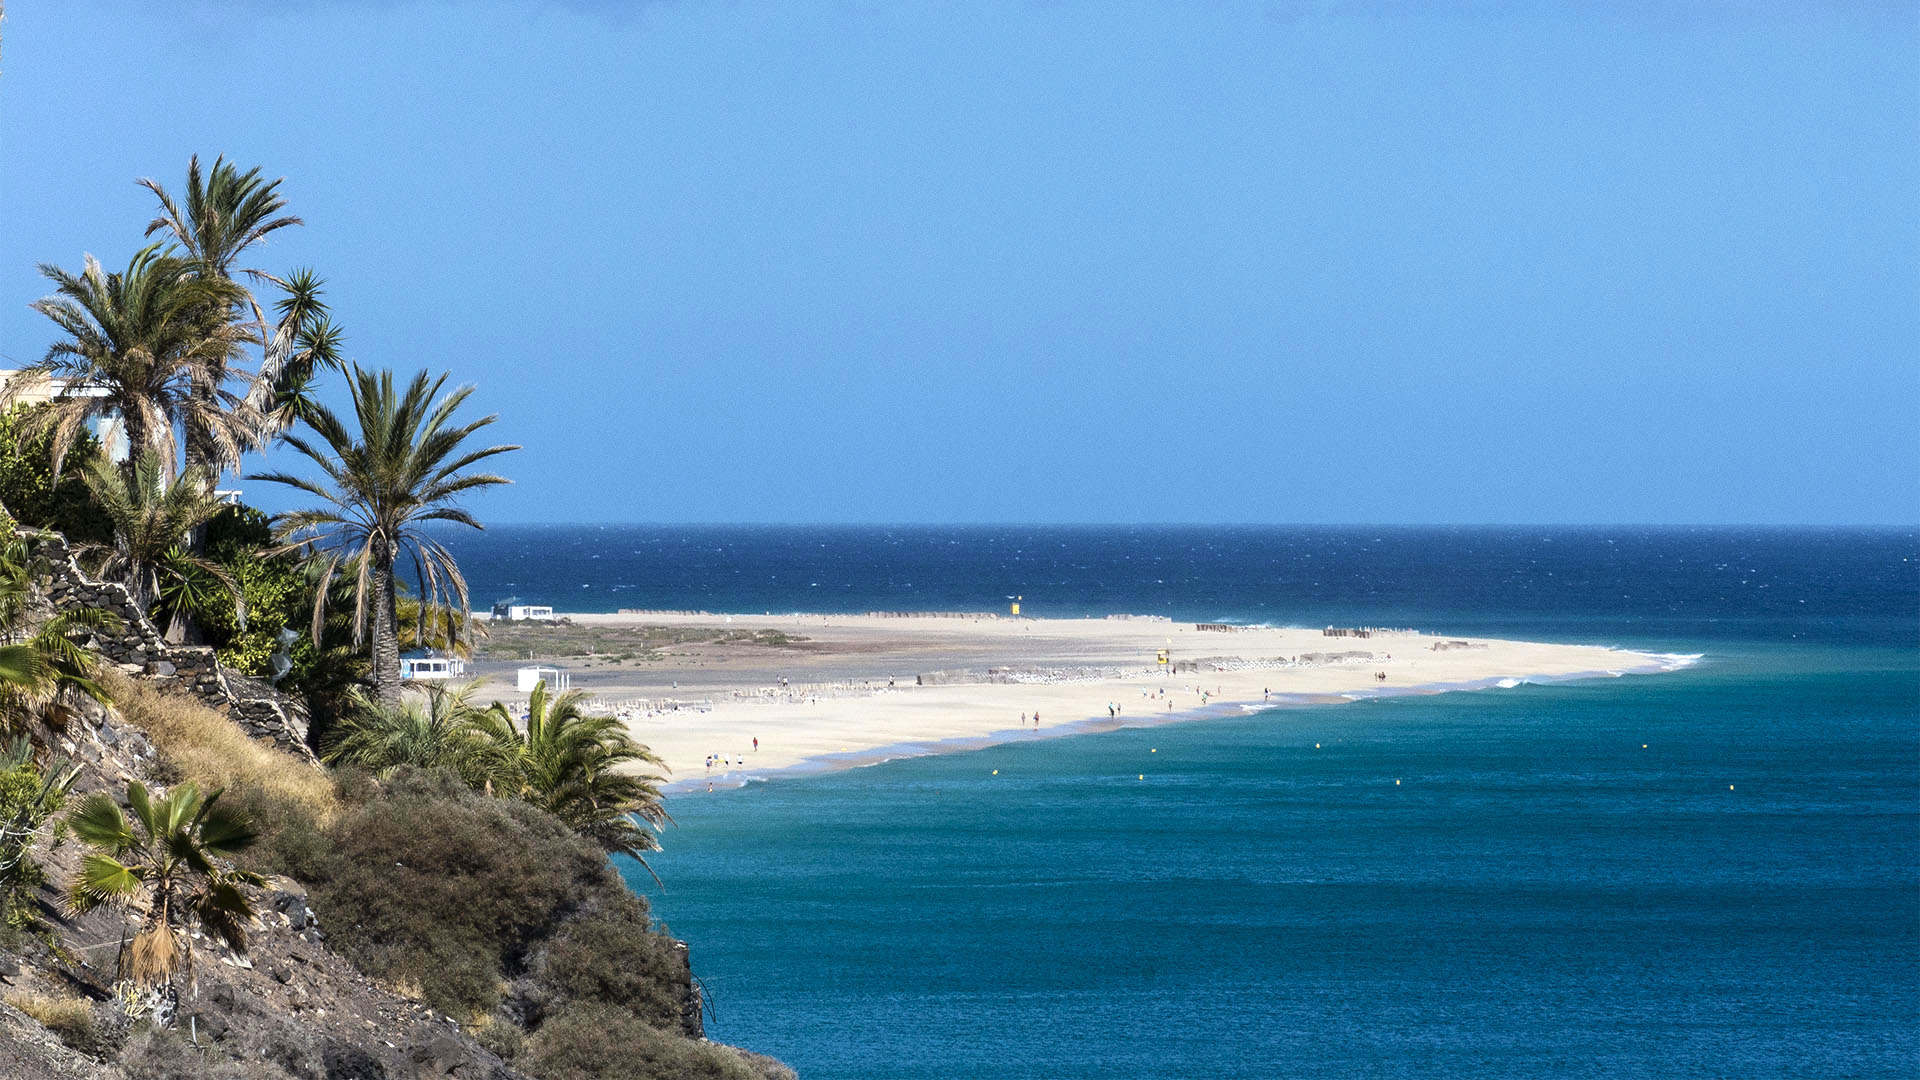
(22, 530, 316, 762)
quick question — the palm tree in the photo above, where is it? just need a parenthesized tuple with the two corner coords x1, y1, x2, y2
(254, 269, 344, 436)
(472, 680, 671, 879)
(0, 528, 118, 730)
(140, 156, 302, 483)
(322, 680, 508, 789)
(76, 450, 243, 639)
(0, 738, 81, 925)
(253, 367, 516, 709)
(66, 780, 263, 989)
(141, 155, 302, 295)
(11, 245, 257, 483)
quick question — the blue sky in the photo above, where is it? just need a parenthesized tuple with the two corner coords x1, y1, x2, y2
(2, 2, 1915, 524)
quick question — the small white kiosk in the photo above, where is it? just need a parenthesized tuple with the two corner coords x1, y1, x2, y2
(400, 651, 466, 682)
(516, 665, 571, 693)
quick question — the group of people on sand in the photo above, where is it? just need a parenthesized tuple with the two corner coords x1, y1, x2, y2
(704, 737, 763, 791)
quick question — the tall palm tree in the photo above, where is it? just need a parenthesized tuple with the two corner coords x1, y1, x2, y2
(253, 367, 516, 708)
(11, 245, 257, 483)
(76, 450, 242, 638)
(66, 780, 263, 989)
(140, 155, 301, 293)
(472, 680, 670, 879)
(140, 156, 301, 482)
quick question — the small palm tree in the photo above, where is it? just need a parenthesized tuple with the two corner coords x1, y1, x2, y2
(253, 269, 344, 436)
(473, 680, 671, 880)
(76, 450, 242, 639)
(66, 780, 263, 988)
(11, 245, 257, 482)
(254, 367, 516, 709)
(0, 528, 118, 730)
(0, 738, 81, 925)
(322, 680, 507, 789)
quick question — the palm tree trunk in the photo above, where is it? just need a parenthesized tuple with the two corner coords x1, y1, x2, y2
(118, 410, 150, 489)
(370, 542, 402, 709)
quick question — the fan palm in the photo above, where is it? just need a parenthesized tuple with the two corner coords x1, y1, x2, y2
(253, 367, 516, 708)
(66, 780, 263, 988)
(11, 245, 257, 482)
(76, 450, 243, 637)
(472, 680, 670, 879)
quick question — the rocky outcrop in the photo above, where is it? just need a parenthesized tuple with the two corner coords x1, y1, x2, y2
(21, 530, 314, 761)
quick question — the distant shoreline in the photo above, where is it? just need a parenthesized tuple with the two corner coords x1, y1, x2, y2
(453, 611, 1695, 790)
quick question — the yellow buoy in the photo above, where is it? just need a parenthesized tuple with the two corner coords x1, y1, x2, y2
(1138, 774, 1144, 780)
(1395, 779, 1401, 785)
(1150, 748, 1157, 753)
(1729, 784, 1734, 790)
(992, 769, 998, 775)
(1642, 744, 1648, 749)
(1315, 743, 1321, 749)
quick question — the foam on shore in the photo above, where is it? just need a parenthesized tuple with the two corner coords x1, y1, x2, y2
(661, 642, 1698, 794)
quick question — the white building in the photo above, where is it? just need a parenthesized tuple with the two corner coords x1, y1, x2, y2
(0, 369, 128, 461)
(506, 605, 555, 621)
(400, 651, 466, 681)
(516, 665, 571, 693)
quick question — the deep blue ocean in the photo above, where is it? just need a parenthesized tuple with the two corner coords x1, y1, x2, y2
(449, 526, 1919, 1078)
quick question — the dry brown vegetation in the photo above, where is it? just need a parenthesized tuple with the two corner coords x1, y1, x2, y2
(3, 990, 108, 1055)
(100, 670, 338, 828)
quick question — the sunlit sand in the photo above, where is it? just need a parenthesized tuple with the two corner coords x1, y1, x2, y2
(464, 611, 1691, 790)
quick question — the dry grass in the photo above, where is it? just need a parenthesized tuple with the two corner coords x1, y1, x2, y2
(100, 669, 339, 827)
(4, 990, 105, 1053)
(5, 989, 92, 1028)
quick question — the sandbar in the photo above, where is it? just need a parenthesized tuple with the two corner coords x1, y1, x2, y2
(459, 611, 1693, 792)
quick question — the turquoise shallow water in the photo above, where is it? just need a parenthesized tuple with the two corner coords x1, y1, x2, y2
(529, 526, 1920, 1077)
(635, 642, 1917, 1078)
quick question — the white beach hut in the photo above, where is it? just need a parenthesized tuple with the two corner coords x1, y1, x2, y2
(516, 665, 571, 693)
(400, 651, 466, 681)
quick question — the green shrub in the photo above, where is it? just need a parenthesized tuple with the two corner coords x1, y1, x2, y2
(303, 768, 613, 1016)
(0, 404, 111, 545)
(539, 898, 689, 1031)
(189, 505, 313, 678)
(523, 1002, 760, 1080)
(0, 750, 73, 928)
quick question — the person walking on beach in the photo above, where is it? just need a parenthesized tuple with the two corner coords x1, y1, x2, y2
(753, 737, 759, 751)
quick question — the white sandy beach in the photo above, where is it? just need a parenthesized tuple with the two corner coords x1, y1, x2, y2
(464, 612, 1691, 791)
